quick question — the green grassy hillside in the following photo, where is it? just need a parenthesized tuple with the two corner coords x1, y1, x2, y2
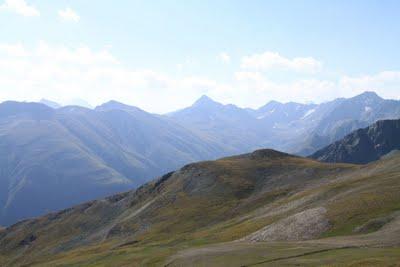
(0, 149, 399, 266)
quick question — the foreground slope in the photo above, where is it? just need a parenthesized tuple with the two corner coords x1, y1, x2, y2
(1, 149, 399, 266)
(311, 118, 400, 164)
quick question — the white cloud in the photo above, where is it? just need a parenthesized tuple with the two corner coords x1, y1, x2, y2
(0, 43, 29, 57)
(0, 42, 399, 113)
(234, 71, 336, 105)
(232, 69, 400, 107)
(176, 58, 196, 71)
(58, 7, 80, 22)
(241, 51, 322, 73)
(218, 52, 230, 63)
(0, 42, 219, 113)
(0, 0, 39, 16)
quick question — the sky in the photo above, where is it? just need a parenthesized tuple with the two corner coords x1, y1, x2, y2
(1, 0, 400, 113)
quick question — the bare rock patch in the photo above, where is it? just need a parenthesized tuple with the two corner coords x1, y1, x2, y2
(244, 207, 330, 242)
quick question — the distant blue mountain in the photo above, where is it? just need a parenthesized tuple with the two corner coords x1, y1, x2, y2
(169, 91, 400, 155)
(0, 100, 226, 226)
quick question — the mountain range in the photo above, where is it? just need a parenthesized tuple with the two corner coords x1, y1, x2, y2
(1, 91, 399, 226)
(169, 91, 400, 155)
(1, 148, 399, 266)
(40, 98, 93, 109)
(0, 90, 400, 265)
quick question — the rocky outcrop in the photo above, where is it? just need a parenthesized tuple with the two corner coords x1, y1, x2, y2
(243, 207, 330, 242)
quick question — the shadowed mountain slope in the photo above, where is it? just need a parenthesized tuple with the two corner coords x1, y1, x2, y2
(0, 102, 135, 226)
(311, 118, 400, 164)
(0, 101, 227, 226)
(95, 101, 228, 172)
(1, 149, 399, 266)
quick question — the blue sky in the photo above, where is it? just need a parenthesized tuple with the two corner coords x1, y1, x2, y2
(1, 0, 399, 112)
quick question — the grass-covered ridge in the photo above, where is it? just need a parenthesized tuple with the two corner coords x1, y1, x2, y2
(0, 149, 399, 266)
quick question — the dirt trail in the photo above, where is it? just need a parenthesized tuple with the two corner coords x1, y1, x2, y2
(240, 246, 354, 266)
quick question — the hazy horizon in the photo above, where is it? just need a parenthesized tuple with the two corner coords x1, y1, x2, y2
(1, 1, 400, 113)
(0, 90, 391, 114)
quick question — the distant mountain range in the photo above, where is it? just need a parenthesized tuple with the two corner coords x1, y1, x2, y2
(40, 98, 93, 109)
(170, 91, 400, 155)
(311, 118, 400, 164)
(1, 91, 399, 226)
(168, 95, 269, 153)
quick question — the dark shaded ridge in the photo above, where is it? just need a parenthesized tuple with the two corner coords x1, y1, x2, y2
(249, 149, 292, 160)
(310, 118, 400, 164)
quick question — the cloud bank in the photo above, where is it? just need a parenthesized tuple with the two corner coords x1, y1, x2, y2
(0, 43, 399, 113)
(241, 51, 322, 73)
(58, 7, 80, 22)
(0, 0, 39, 16)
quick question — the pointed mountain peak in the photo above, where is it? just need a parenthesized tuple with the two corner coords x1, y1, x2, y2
(258, 100, 282, 111)
(193, 95, 221, 107)
(353, 91, 382, 101)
